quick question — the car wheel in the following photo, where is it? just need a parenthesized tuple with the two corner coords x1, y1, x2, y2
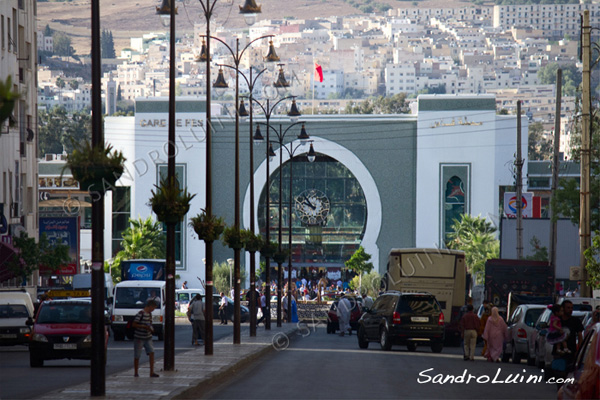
(29, 352, 43, 368)
(326, 322, 332, 334)
(113, 331, 125, 341)
(511, 342, 521, 364)
(501, 350, 511, 363)
(535, 346, 544, 369)
(380, 327, 392, 351)
(358, 326, 368, 349)
(407, 342, 417, 352)
(431, 342, 443, 353)
(126, 330, 134, 340)
(157, 331, 164, 341)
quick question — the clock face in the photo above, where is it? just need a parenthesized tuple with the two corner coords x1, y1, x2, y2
(294, 189, 330, 226)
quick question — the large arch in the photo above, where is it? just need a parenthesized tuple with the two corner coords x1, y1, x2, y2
(243, 135, 382, 272)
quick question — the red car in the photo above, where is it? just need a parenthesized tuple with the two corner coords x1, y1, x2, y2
(326, 296, 363, 334)
(558, 322, 600, 400)
(28, 299, 109, 367)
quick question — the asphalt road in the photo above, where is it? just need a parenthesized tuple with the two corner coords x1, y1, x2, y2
(200, 326, 559, 400)
(0, 319, 237, 400)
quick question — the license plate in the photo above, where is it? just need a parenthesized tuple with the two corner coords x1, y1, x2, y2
(0, 334, 17, 339)
(411, 317, 429, 323)
(54, 343, 77, 350)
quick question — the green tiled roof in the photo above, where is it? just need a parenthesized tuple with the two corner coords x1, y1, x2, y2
(136, 100, 207, 113)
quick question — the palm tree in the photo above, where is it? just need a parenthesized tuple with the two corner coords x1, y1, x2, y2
(108, 217, 165, 282)
(447, 214, 499, 283)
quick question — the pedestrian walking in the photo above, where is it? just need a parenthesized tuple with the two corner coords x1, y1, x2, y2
(132, 298, 159, 378)
(480, 303, 491, 357)
(218, 292, 228, 325)
(459, 304, 480, 361)
(257, 291, 267, 326)
(337, 295, 352, 336)
(189, 294, 205, 346)
(482, 306, 508, 362)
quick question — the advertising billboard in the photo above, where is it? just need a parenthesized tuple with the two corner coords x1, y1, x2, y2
(121, 259, 166, 281)
(39, 217, 79, 275)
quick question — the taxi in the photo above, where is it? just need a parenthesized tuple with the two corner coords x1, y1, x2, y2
(27, 295, 109, 367)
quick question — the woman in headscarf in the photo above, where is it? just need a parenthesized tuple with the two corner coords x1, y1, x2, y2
(482, 307, 508, 362)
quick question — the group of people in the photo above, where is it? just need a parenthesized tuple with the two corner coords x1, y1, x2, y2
(459, 299, 584, 364)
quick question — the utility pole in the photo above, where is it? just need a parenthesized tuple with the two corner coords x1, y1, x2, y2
(550, 69, 562, 295)
(90, 0, 105, 395)
(580, 10, 592, 297)
(516, 100, 523, 260)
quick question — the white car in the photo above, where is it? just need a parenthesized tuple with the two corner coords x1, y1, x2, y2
(503, 304, 546, 365)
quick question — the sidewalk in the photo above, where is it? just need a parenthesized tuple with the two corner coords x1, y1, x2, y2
(38, 324, 299, 400)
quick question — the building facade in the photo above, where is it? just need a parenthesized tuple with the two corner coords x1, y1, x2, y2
(100, 94, 522, 287)
(0, 0, 39, 284)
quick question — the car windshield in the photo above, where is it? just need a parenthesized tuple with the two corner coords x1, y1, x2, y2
(572, 304, 593, 312)
(397, 296, 441, 314)
(115, 287, 161, 309)
(0, 304, 29, 318)
(37, 303, 91, 324)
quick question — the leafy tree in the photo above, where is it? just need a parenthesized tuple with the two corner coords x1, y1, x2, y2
(584, 232, 600, 289)
(7, 233, 70, 286)
(552, 102, 600, 231)
(0, 76, 19, 126)
(52, 32, 73, 57)
(69, 80, 79, 90)
(38, 107, 91, 156)
(344, 94, 409, 114)
(43, 24, 54, 37)
(525, 236, 549, 261)
(537, 63, 581, 96)
(418, 84, 446, 95)
(213, 261, 247, 294)
(446, 214, 499, 281)
(528, 121, 553, 160)
(345, 246, 374, 293)
(56, 77, 65, 89)
(349, 270, 381, 297)
(107, 217, 165, 283)
(101, 29, 116, 59)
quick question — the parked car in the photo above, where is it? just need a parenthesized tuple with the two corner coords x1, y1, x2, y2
(503, 304, 546, 365)
(530, 308, 587, 370)
(211, 295, 249, 323)
(0, 289, 35, 346)
(27, 299, 109, 367)
(326, 296, 363, 334)
(558, 322, 600, 400)
(357, 291, 445, 353)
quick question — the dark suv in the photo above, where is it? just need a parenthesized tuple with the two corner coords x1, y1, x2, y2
(357, 291, 445, 353)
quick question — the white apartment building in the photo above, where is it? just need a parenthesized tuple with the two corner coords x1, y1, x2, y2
(0, 0, 39, 285)
(36, 30, 52, 52)
(493, 3, 600, 38)
(390, 7, 492, 23)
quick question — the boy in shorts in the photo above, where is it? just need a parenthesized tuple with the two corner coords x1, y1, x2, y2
(132, 299, 159, 377)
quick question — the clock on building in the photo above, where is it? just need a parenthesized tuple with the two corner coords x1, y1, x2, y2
(294, 189, 330, 226)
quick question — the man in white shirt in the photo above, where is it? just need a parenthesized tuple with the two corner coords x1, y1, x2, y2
(219, 292, 228, 325)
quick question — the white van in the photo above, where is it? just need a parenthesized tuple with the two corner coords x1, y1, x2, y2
(0, 289, 35, 346)
(175, 289, 205, 313)
(111, 280, 166, 341)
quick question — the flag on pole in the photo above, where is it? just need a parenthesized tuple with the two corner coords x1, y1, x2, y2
(314, 63, 323, 83)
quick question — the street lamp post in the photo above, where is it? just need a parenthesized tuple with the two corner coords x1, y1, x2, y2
(252, 93, 299, 327)
(195, 0, 261, 355)
(90, 0, 105, 395)
(266, 122, 310, 323)
(202, 34, 276, 343)
(156, 0, 177, 371)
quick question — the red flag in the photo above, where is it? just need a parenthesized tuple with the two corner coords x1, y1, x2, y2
(314, 63, 323, 83)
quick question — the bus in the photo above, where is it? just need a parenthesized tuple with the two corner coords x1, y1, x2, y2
(385, 248, 467, 344)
